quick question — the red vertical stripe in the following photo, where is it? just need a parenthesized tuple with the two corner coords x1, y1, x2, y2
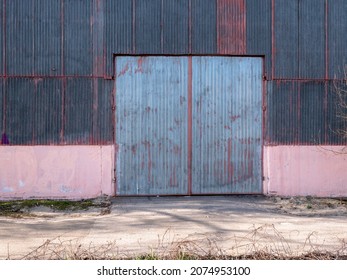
(217, 0, 246, 54)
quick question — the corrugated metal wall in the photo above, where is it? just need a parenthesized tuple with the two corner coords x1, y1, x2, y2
(115, 56, 188, 195)
(0, 0, 346, 146)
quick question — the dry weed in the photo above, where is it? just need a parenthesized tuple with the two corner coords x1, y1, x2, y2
(13, 225, 347, 260)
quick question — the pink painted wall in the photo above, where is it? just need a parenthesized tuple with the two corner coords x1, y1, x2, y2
(0, 146, 114, 200)
(264, 146, 347, 197)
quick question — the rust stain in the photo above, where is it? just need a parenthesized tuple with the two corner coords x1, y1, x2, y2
(173, 145, 181, 155)
(118, 63, 130, 77)
(142, 141, 152, 183)
(229, 114, 241, 122)
(135, 57, 144, 73)
(227, 138, 233, 184)
(217, 0, 246, 54)
(169, 167, 178, 187)
(180, 96, 186, 105)
(131, 144, 136, 155)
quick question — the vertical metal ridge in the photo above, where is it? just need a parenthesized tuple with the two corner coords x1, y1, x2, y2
(271, 0, 275, 80)
(60, 0, 64, 76)
(298, 0, 325, 79)
(92, 0, 104, 77)
(274, 0, 299, 78)
(135, 0, 161, 54)
(64, 0, 92, 76)
(188, 0, 192, 53)
(217, 0, 246, 54)
(105, 0, 132, 75)
(34, 0, 62, 76)
(7, 0, 33, 75)
(115, 56, 188, 195)
(0, 78, 3, 136)
(64, 78, 93, 144)
(60, 77, 66, 143)
(267, 81, 299, 144)
(132, 0, 136, 53)
(191, 0, 217, 54)
(298, 81, 325, 144)
(325, 0, 328, 80)
(162, 0, 189, 54)
(34, 78, 62, 144)
(92, 78, 113, 144)
(2, 0, 6, 76)
(246, 0, 272, 78)
(5, 78, 35, 144)
(188, 56, 192, 195)
(327, 0, 347, 79)
(192, 57, 262, 194)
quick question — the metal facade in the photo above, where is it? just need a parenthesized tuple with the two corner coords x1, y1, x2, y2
(328, 0, 347, 79)
(0, 0, 346, 147)
(192, 57, 262, 194)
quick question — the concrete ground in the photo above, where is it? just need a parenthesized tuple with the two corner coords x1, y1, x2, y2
(0, 196, 346, 259)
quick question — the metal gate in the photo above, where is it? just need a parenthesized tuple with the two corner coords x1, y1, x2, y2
(115, 56, 262, 195)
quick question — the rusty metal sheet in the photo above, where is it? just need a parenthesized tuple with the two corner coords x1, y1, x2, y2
(274, 0, 299, 78)
(298, 81, 325, 144)
(34, 0, 61, 76)
(5, 78, 36, 144)
(135, 0, 161, 54)
(246, 0, 272, 79)
(6, 0, 61, 76)
(34, 78, 62, 144)
(64, 78, 93, 144)
(105, 0, 133, 75)
(6, 0, 35, 75)
(191, 0, 217, 54)
(162, 0, 189, 54)
(115, 56, 188, 195)
(328, 0, 347, 79)
(217, 0, 246, 54)
(299, 0, 325, 79)
(0, 78, 3, 138)
(327, 81, 347, 144)
(192, 57, 262, 194)
(0, 0, 3, 75)
(64, 0, 92, 75)
(267, 81, 299, 144)
(92, 78, 113, 144)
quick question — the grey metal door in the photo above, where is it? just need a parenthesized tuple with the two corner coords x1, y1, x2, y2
(115, 56, 188, 195)
(192, 57, 262, 194)
(115, 56, 262, 195)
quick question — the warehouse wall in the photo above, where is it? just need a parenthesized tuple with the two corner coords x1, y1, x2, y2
(1, 0, 347, 198)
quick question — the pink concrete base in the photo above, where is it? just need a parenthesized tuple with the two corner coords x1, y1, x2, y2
(0, 146, 114, 200)
(264, 146, 347, 197)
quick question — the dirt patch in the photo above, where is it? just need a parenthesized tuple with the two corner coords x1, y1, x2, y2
(270, 196, 347, 217)
(0, 195, 111, 218)
(1, 195, 347, 219)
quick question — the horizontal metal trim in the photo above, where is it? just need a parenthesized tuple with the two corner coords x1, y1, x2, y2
(0, 75, 110, 79)
(112, 53, 265, 58)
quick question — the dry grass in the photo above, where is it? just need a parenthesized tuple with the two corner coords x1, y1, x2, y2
(10, 225, 347, 260)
